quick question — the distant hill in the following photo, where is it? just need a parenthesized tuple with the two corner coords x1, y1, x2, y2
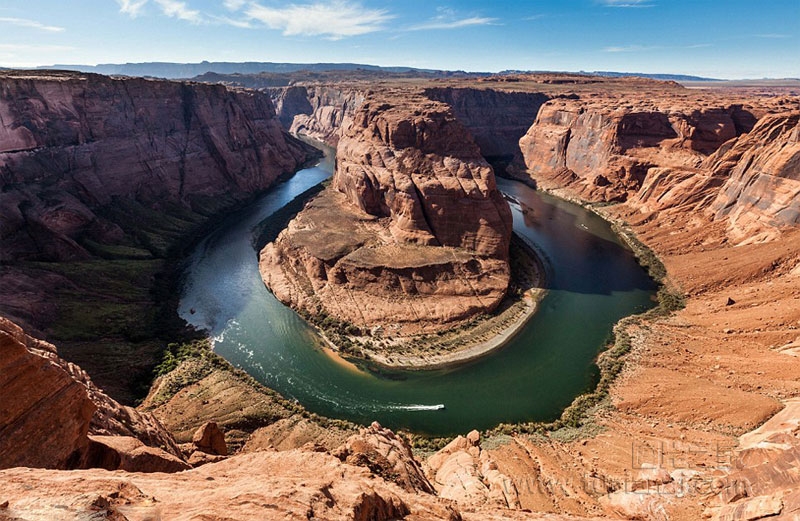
(586, 71, 721, 82)
(190, 68, 481, 88)
(31, 62, 737, 83)
(37, 61, 439, 79)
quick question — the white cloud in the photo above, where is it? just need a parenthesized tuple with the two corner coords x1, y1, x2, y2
(245, 1, 392, 39)
(154, 0, 203, 24)
(117, 0, 148, 17)
(223, 0, 247, 10)
(408, 7, 497, 31)
(409, 16, 497, 31)
(600, 0, 655, 7)
(211, 14, 254, 28)
(0, 16, 65, 32)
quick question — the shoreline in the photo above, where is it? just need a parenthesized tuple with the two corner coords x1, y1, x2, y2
(315, 234, 548, 371)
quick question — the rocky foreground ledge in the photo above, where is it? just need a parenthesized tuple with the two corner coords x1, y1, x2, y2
(259, 93, 517, 350)
(4, 312, 800, 521)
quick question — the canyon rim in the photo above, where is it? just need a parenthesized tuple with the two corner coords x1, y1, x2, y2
(1, 3, 799, 518)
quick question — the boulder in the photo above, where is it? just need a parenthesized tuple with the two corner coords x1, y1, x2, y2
(83, 435, 190, 473)
(333, 421, 435, 494)
(192, 422, 227, 456)
(425, 430, 521, 509)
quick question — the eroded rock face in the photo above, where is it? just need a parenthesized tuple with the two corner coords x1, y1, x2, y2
(424, 87, 550, 164)
(269, 84, 365, 145)
(708, 112, 800, 242)
(425, 430, 521, 510)
(334, 421, 435, 494)
(518, 97, 759, 201)
(705, 399, 800, 520)
(0, 316, 184, 470)
(260, 95, 512, 334)
(0, 450, 463, 521)
(334, 98, 512, 257)
(0, 316, 95, 469)
(0, 70, 311, 264)
(624, 111, 800, 245)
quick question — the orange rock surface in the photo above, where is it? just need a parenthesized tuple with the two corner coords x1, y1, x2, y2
(3, 72, 800, 521)
(260, 94, 513, 334)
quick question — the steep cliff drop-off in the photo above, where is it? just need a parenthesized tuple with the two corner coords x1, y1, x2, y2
(0, 70, 314, 402)
(511, 84, 800, 520)
(517, 95, 765, 202)
(424, 87, 550, 170)
(269, 83, 551, 165)
(0, 316, 188, 472)
(617, 109, 800, 241)
(260, 94, 513, 343)
(708, 112, 800, 241)
(268, 84, 366, 146)
(0, 70, 311, 265)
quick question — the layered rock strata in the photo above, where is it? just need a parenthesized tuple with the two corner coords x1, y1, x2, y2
(260, 95, 513, 334)
(708, 112, 800, 241)
(518, 97, 761, 201)
(0, 316, 95, 469)
(706, 399, 800, 520)
(0, 70, 310, 264)
(512, 86, 800, 519)
(626, 111, 800, 243)
(424, 87, 550, 165)
(271, 84, 550, 166)
(269, 84, 366, 145)
(0, 317, 184, 471)
(0, 70, 314, 397)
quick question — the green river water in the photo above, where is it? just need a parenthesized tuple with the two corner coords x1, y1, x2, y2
(178, 152, 656, 436)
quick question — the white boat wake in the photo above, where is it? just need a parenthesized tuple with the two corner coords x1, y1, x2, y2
(389, 404, 446, 411)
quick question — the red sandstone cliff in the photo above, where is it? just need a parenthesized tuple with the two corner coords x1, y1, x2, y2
(708, 112, 800, 241)
(517, 96, 761, 201)
(334, 97, 512, 257)
(0, 316, 186, 472)
(4, 73, 800, 521)
(513, 85, 800, 520)
(0, 70, 311, 264)
(424, 87, 550, 167)
(260, 94, 513, 334)
(621, 111, 800, 244)
(268, 84, 366, 145)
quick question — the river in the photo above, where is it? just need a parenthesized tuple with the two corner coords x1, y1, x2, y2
(178, 152, 656, 436)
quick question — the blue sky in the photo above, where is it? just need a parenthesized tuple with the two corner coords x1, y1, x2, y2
(0, 0, 797, 78)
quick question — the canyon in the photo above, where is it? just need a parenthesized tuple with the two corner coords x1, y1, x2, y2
(0, 70, 314, 402)
(1, 69, 799, 521)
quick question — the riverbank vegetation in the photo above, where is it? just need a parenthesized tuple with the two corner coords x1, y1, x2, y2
(18, 172, 322, 404)
(142, 336, 357, 450)
(475, 196, 686, 445)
